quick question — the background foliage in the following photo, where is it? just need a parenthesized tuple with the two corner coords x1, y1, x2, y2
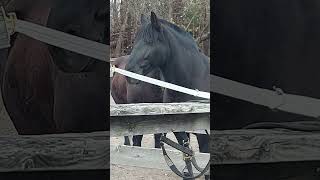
(110, 0, 210, 58)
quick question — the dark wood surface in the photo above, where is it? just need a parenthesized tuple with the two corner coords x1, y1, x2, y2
(0, 131, 109, 172)
(211, 129, 320, 164)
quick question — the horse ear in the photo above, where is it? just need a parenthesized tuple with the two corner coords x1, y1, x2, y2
(140, 14, 147, 25)
(150, 11, 161, 31)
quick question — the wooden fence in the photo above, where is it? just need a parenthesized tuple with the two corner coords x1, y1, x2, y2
(110, 102, 210, 174)
(2, 99, 319, 178)
(110, 102, 210, 136)
(0, 131, 108, 179)
(0, 102, 210, 177)
(0, 131, 108, 172)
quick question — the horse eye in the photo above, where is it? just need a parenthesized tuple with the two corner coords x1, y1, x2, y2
(143, 53, 150, 60)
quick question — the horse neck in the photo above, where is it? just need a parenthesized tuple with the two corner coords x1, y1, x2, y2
(7, 1, 55, 78)
(161, 29, 209, 91)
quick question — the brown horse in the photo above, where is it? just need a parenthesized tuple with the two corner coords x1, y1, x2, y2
(1, 0, 108, 135)
(1, 0, 56, 134)
(111, 55, 163, 147)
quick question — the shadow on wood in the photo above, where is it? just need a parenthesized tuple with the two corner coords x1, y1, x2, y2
(0, 131, 109, 172)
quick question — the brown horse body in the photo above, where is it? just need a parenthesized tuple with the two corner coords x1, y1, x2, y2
(111, 55, 163, 147)
(1, 0, 108, 135)
(111, 55, 163, 104)
(2, 1, 56, 134)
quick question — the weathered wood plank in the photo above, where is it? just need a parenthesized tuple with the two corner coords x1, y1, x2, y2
(211, 129, 320, 165)
(111, 113, 209, 137)
(0, 131, 109, 172)
(110, 102, 210, 137)
(110, 102, 210, 116)
(110, 145, 210, 175)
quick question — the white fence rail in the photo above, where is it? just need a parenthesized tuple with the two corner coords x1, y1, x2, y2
(211, 75, 320, 118)
(111, 66, 210, 99)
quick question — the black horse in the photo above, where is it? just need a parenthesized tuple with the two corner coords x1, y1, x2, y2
(213, 1, 320, 179)
(1, 0, 108, 134)
(125, 12, 210, 153)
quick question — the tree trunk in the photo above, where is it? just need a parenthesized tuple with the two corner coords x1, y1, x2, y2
(115, 0, 128, 57)
(172, 0, 184, 25)
(168, 0, 173, 22)
(112, 0, 118, 30)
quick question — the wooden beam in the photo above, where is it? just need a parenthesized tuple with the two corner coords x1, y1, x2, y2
(211, 75, 320, 118)
(110, 145, 210, 175)
(110, 102, 210, 116)
(110, 102, 210, 137)
(211, 129, 320, 165)
(0, 131, 109, 172)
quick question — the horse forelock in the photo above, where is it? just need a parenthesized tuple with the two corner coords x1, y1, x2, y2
(135, 23, 161, 45)
(134, 17, 199, 52)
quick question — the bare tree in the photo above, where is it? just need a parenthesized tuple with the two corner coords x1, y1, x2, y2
(114, 0, 129, 57)
(110, 0, 210, 58)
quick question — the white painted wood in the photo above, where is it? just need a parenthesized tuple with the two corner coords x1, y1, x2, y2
(16, 20, 109, 62)
(114, 67, 210, 99)
(211, 75, 320, 118)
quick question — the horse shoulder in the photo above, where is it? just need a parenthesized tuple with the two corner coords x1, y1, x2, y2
(111, 74, 128, 104)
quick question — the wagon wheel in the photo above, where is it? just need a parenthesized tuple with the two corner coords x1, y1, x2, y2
(159, 132, 210, 179)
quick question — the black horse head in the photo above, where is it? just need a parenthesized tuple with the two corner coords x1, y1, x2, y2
(47, 0, 108, 73)
(125, 12, 168, 84)
(125, 12, 201, 85)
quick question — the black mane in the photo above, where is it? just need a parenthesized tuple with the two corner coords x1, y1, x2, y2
(134, 16, 197, 48)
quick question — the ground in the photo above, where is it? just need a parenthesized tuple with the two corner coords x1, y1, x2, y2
(110, 133, 206, 180)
